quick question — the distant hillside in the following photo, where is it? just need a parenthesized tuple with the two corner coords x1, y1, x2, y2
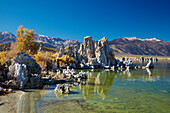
(0, 32, 16, 44)
(109, 37, 170, 56)
(1, 32, 170, 56)
(0, 32, 81, 49)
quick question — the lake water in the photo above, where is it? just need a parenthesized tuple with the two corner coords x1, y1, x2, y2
(21, 61, 170, 113)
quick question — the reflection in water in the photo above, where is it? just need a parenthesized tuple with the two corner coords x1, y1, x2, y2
(21, 61, 170, 113)
(21, 90, 41, 113)
(146, 68, 152, 76)
(117, 68, 161, 82)
(79, 70, 115, 100)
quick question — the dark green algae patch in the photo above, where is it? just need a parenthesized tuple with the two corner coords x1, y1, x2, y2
(21, 62, 170, 113)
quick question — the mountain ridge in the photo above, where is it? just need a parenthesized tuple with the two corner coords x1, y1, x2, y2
(0, 32, 170, 56)
(0, 32, 81, 49)
(109, 37, 170, 56)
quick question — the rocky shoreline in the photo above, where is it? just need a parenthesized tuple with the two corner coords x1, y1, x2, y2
(0, 36, 158, 113)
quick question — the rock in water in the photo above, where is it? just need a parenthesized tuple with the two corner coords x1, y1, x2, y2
(126, 60, 135, 69)
(95, 37, 116, 66)
(79, 36, 116, 67)
(54, 84, 70, 94)
(56, 36, 116, 68)
(145, 58, 154, 69)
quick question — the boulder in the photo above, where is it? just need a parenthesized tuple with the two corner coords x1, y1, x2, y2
(8, 63, 29, 88)
(12, 51, 41, 75)
(7, 51, 41, 89)
(139, 57, 144, 62)
(79, 71, 87, 79)
(7, 80, 18, 89)
(29, 75, 43, 89)
(0, 87, 13, 95)
(145, 59, 154, 69)
(126, 60, 135, 69)
(0, 63, 8, 81)
(54, 84, 70, 94)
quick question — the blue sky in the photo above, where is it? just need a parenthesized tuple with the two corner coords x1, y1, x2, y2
(0, 0, 170, 42)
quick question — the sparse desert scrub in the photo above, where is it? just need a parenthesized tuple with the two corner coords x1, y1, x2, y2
(0, 51, 8, 65)
(34, 52, 52, 70)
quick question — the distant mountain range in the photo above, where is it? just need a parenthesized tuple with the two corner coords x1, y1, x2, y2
(0, 32, 81, 49)
(0, 32, 170, 56)
(109, 37, 170, 56)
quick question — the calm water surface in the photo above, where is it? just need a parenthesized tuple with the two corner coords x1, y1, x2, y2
(21, 61, 170, 113)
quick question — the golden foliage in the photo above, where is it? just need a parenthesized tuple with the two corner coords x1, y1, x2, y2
(34, 52, 52, 70)
(0, 51, 8, 65)
(16, 25, 38, 54)
(0, 43, 19, 64)
(58, 55, 75, 63)
(7, 43, 19, 59)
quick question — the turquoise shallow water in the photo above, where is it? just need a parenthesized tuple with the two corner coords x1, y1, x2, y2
(22, 61, 170, 113)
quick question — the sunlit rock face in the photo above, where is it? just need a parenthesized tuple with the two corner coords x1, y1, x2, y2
(95, 37, 116, 66)
(7, 51, 42, 88)
(57, 46, 64, 58)
(12, 51, 41, 75)
(80, 36, 116, 66)
(84, 36, 96, 58)
(57, 36, 116, 67)
(11, 63, 28, 88)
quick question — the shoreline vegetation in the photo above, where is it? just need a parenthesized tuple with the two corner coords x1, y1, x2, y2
(0, 26, 170, 112)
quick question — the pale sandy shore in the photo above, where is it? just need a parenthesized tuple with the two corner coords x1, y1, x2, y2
(0, 91, 25, 113)
(115, 54, 170, 60)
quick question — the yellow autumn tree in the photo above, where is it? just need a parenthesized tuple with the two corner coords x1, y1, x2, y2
(34, 52, 52, 70)
(16, 25, 38, 54)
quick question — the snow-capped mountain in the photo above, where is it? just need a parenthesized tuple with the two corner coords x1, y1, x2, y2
(0, 32, 170, 56)
(0, 32, 81, 49)
(0, 32, 16, 44)
(122, 37, 161, 41)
